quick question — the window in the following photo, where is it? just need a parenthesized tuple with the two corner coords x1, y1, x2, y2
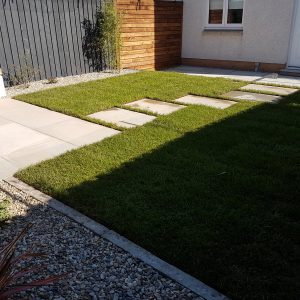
(208, 0, 244, 29)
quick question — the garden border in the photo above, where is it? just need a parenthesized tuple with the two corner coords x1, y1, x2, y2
(4, 177, 228, 300)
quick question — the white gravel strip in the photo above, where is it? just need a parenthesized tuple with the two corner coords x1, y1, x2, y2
(6, 70, 137, 98)
(0, 181, 204, 300)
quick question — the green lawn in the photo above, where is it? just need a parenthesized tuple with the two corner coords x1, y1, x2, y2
(15, 71, 244, 129)
(15, 72, 300, 299)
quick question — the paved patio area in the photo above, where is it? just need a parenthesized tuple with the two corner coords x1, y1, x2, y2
(167, 66, 300, 87)
(0, 99, 119, 179)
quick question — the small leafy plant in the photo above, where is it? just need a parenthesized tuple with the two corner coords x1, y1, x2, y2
(100, 0, 121, 72)
(82, 0, 121, 72)
(8, 55, 39, 88)
(0, 223, 67, 299)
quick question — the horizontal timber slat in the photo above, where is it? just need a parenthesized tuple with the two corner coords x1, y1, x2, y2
(121, 42, 181, 51)
(122, 52, 181, 62)
(122, 33, 182, 40)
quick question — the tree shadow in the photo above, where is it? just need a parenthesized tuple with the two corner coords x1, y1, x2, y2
(60, 92, 300, 299)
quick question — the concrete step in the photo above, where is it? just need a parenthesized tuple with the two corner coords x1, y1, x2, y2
(280, 68, 300, 77)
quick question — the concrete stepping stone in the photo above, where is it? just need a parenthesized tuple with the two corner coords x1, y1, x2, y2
(125, 99, 185, 115)
(174, 95, 236, 109)
(89, 108, 156, 128)
(241, 84, 298, 96)
(222, 91, 281, 103)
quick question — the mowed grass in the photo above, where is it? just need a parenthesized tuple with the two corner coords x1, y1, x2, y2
(15, 72, 300, 299)
(14, 71, 243, 126)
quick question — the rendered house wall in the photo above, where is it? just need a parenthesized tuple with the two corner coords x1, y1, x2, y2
(182, 0, 295, 70)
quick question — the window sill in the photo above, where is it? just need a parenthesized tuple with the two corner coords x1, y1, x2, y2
(204, 27, 243, 32)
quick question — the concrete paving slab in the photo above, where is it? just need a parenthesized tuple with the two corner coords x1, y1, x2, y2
(257, 74, 300, 88)
(167, 66, 300, 87)
(125, 99, 185, 115)
(0, 98, 46, 115)
(167, 66, 269, 82)
(0, 123, 50, 156)
(241, 84, 298, 96)
(69, 129, 120, 147)
(223, 91, 281, 103)
(0, 98, 30, 111)
(0, 99, 72, 129)
(0, 98, 121, 179)
(174, 95, 236, 109)
(89, 108, 156, 128)
(4, 139, 76, 168)
(0, 116, 12, 126)
(39, 118, 120, 146)
(0, 158, 18, 179)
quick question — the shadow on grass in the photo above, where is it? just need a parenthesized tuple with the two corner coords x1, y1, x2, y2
(61, 92, 300, 300)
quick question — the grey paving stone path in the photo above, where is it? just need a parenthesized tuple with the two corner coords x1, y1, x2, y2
(174, 95, 236, 109)
(240, 84, 298, 96)
(89, 107, 156, 128)
(167, 65, 268, 82)
(222, 91, 281, 103)
(167, 65, 300, 87)
(0, 99, 119, 179)
(125, 99, 185, 115)
(257, 74, 300, 88)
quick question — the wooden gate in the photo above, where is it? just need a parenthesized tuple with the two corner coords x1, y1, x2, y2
(117, 0, 183, 70)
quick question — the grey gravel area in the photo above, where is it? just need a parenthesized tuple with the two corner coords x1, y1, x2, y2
(0, 181, 202, 300)
(6, 70, 137, 98)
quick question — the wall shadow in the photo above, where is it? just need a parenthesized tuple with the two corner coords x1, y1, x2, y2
(60, 93, 300, 299)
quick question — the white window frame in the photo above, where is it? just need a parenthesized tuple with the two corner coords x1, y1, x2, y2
(205, 0, 244, 30)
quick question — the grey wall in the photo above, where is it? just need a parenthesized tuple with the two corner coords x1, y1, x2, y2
(182, 0, 295, 64)
(0, 0, 99, 86)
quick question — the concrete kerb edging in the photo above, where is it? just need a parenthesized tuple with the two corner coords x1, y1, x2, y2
(4, 177, 229, 300)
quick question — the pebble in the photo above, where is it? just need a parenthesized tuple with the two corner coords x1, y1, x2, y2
(6, 70, 137, 98)
(0, 180, 203, 300)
